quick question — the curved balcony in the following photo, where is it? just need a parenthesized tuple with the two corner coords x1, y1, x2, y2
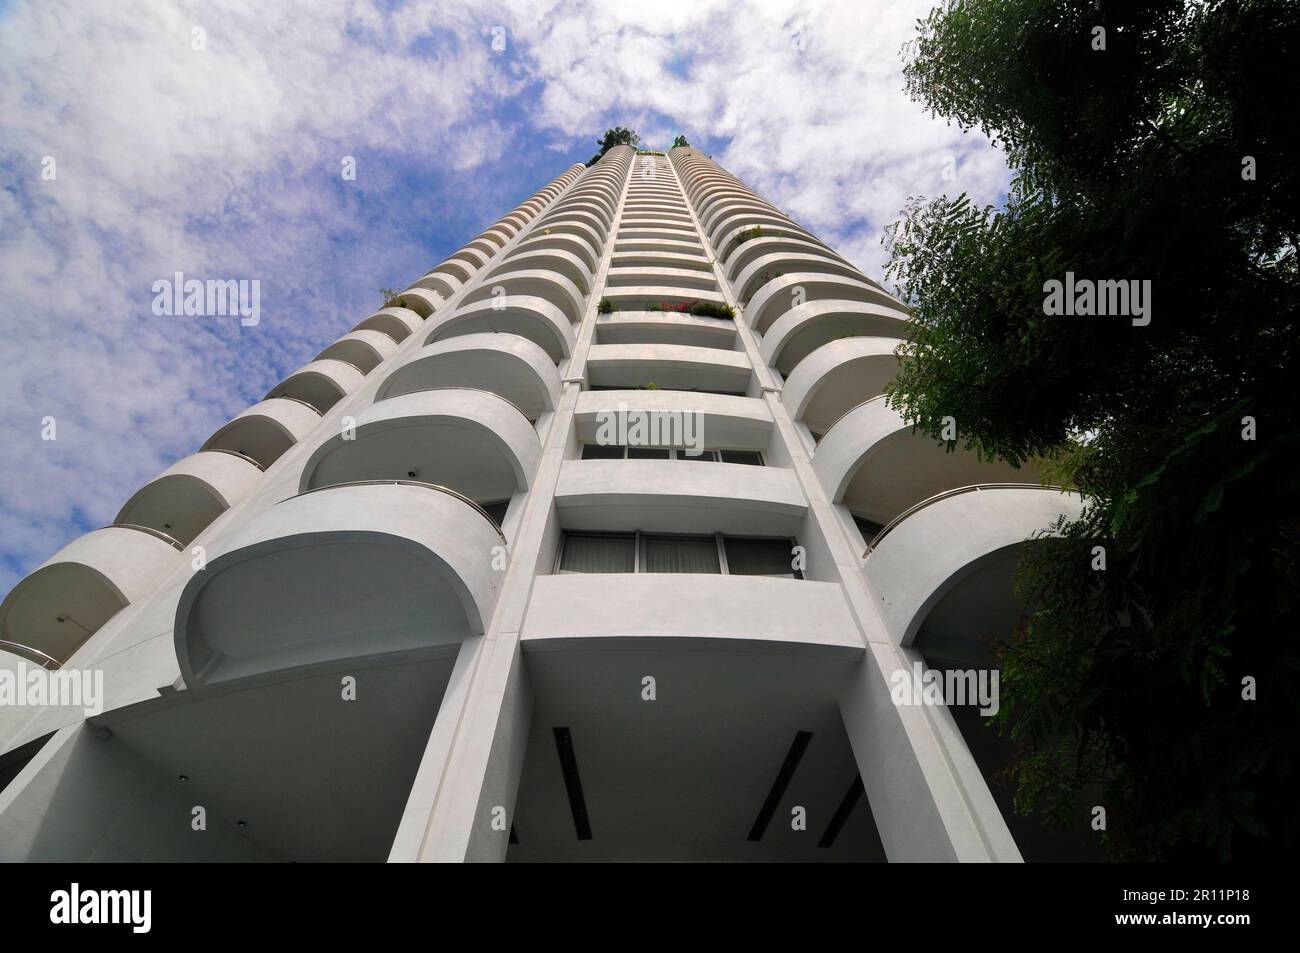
(556, 459, 806, 535)
(716, 221, 830, 264)
(781, 338, 903, 436)
(463, 237, 499, 262)
(462, 268, 586, 324)
(549, 196, 613, 227)
(747, 274, 899, 335)
(862, 485, 1083, 650)
(813, 398, 1034, 525)
(299, 389, 540, 503)
(172, 481, 504, 688)
(313, 329, 398, 375)
(202, 397, 321, 469)
(595, 312, 736, 350)
(725, 236, 850, 281)
(760, 301, 912, 376)
(528, 217, 606, 256)
(500, 211, 529, 233)
(536, 208, 608, 242)
(395, 287, 443, 318)
(431, 258, 474, 287)
(513, 232, 600, 273)
(575, 389, 772, 451)
(476, 226, 512, 249)
(733, 252, 863, 303)
(445, 248, 489, 277)
(115, 450, 263, 546)
(350, 306, 423, 343)
(265, 358, 365, 414)
(702, 200, 787, 239)
(710, 212, 809, 251)
(585, 343, 751, 394)
(488, 247, 593, 292)
(0, 526, 182, 666)
(376, 332, 559, 420)
(423, 296, 574, 363)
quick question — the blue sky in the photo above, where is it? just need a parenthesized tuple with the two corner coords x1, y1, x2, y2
(0, 0, 1010, 596)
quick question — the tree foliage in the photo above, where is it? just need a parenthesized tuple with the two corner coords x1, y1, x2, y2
(887, 0, 1300, 860)
(672, 134, 691, 148)
(587, 126, 640, 165)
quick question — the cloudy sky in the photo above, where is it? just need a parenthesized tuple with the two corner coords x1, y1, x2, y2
(0, 0, 1009, 596)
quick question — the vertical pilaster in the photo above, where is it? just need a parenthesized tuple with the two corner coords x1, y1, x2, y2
(387, 148, 635, 862)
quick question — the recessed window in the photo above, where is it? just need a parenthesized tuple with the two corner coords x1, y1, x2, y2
(581, 443, 624, 460)
(587, 385, 745, 396)
(724, 537, 800, 578)
(719, 450, 764, 466)
(578, 445, 761, 464)
(557, 531, 801, 578)
(558, 533, 636, 573)
(643, 534, 720, 573)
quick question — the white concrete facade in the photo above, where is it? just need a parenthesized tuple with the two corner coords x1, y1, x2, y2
(0, 146, 1079, 862)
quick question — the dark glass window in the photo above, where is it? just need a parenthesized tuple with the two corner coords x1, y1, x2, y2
(724, 537, 800, 578)
(642, 535, 720, 573)
(678, 449, 718, 461)
(719, 449, 764, 466)
(627, 446, 671, 459)
(560, 533, 636, 572)
(581, 443, 625, 460)
(480, 500, 510, 527)
(853, 515, 886, 543)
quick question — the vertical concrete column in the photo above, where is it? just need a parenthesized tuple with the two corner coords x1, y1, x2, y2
(388, 148, 635, 862)
(839, 642, 1021, 862)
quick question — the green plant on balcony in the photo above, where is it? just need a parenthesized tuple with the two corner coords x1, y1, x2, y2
(672, 134, 690, 148)
(597, 297, 613, 314)
(380, 287, 408, 310)
(689, 301, 736, 320)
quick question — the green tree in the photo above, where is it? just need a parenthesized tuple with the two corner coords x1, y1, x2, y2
(672, 134, 690, 148)
(587, 126, 641, 165)
(885, 0, 1299, 860)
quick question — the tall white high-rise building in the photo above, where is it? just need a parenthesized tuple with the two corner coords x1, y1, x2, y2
(0, 144, 1080, 862)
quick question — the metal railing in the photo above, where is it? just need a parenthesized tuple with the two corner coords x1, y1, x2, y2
(862, 483, 1069, 557)
(202, 447, 265, 471)
(281, 480, 506, 542)
(267, 393, 324, 415)
(819, 394, 890, 441)
(104, 523, 185, 550)
(0, 639, 62, 670)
